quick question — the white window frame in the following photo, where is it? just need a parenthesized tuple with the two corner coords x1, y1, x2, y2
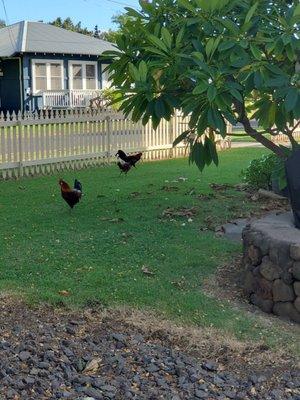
(31, 59, 64, 94)
(68, 61, 98, 90)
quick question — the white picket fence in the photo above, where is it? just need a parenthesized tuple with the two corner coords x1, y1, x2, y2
(0, 109, 233, 179)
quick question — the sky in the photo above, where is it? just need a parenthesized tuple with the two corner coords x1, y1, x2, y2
(0, 0, 140, 31)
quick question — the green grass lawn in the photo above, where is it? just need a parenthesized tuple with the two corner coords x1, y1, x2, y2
(230, 130, 271, 142)
(0, 148, 298, 351)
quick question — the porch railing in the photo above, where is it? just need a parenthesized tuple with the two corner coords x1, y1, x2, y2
(42, 89, 102, 109)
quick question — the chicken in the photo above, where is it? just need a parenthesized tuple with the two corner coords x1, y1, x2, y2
(59, 179, 82, 209)
(117, 161, 132, 174)
(116, 150, 142, 167)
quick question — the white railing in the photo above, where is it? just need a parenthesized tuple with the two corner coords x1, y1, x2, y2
(42, 89, 102, 109)
(0, 109, 232, 179)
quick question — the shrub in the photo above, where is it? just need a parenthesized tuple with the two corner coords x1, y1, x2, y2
(101, 88, 123, 111)
(241, 154, 286, 191)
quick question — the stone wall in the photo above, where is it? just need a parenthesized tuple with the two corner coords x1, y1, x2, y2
(242, 212, 300, 323)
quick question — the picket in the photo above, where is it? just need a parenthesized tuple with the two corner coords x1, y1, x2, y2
(0, 109, 234, 179)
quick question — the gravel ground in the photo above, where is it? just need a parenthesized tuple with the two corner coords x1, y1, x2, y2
(0, 297, 299, 400)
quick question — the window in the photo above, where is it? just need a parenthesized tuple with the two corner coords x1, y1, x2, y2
(50, 63, 63, 90)
(35, 63, 47, 91)
(72, 64, 83, 89)
(86, 64, 96, 89)
(32, 60, 64, 93)
(69, 62, 98, 90)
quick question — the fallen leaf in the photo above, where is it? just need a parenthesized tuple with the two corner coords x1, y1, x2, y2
(83, 357, 102, 374)
(141, 266, 155, 276)
(58, 290, 70, 297)
(100, 217, 124, 223)
(129, 191, 141, 197)
(178, 176, 188, 182)
(161, 186, 179, 192)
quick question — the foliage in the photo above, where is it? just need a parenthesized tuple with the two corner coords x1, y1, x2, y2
(1, 148, 298, 350)
(0, 20, 6, 29)
(241, 153, 279, 189)
(101, 87, 123, 110)
(103, 0, 300, 170)
(48, 17, 116, 42)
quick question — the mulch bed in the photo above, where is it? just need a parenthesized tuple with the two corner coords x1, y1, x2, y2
(0, 296, 299, 400)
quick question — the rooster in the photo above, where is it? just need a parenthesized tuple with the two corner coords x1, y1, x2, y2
(117, 161, 132, 175)
(116, 150, 142, 167)
(59, 179, 82, 209)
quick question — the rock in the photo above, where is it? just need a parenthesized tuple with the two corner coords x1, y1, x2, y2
(18, 351, 31, 361)
(292, 262, 300, 280)
(270, 389, 284, 400)
(290, 244, 300, 260)
(250, 294, 273, 313)
(37, 361, 50, 369)
(83, 387, 104, 399)
(6, 389, 18, 399)
(224, 390, 237, 399)
(269, 242, 292, 270)
(30, 367, 39, 375)
(247, 245, 262, 266)
(259, 256, 281, 281)
(280, 270, 294, 285)
(273, 302, 300, 323)
(24, 376, 35, 385)
(66, 326, 76, 335)
(294, 297, 300, 313)
(255, 277, 273, 300)
(273, 280, 295, 302)
(202, 361, 218, 372)
(244, 271, 256, 295)
(111, 333, 126, 343)
(195, 389, 209, 398)
(147, 363, 160, 373)
(294, 282, 300, 296)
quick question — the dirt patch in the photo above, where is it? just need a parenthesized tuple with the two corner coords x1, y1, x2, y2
(161, 207, 197, 219)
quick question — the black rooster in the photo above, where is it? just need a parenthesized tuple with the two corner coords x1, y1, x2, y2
(116, 150, 142, 167)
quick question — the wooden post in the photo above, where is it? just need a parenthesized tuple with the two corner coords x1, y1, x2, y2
(168, 116, 174, 159)
(17, 119, 23, 178)
(106, 115, 111, 164)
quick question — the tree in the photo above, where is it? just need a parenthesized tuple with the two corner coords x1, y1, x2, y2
(103, 0, 300, 170)
(0, 19, 6, 28)
(49, 17, 117, 42)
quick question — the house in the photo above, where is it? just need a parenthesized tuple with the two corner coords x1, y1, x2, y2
(0, 21, 115, 113)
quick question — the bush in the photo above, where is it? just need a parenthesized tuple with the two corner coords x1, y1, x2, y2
(241, 154, 285, 190)
(101, 88, 123, 111)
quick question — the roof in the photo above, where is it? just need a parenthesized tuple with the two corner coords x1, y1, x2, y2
(0, 21, 115, 57)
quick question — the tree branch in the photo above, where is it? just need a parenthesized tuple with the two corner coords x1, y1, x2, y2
(232, 97, 287, 158)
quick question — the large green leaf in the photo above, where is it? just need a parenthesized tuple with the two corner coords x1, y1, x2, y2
(178, 0, 196, 12)
(147, 34, 169, 53)
(161, 27, 172, 49)
(193, 82, 208, 95)
(173, 130, 190, 147)
(245, 2, 259, 23)
(218, 41, 236, 52)
(138, 61, 148, 82)
(285, 88, 298, 112)
(207, 86, 217, 103)
(250, 43, 262, 60)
